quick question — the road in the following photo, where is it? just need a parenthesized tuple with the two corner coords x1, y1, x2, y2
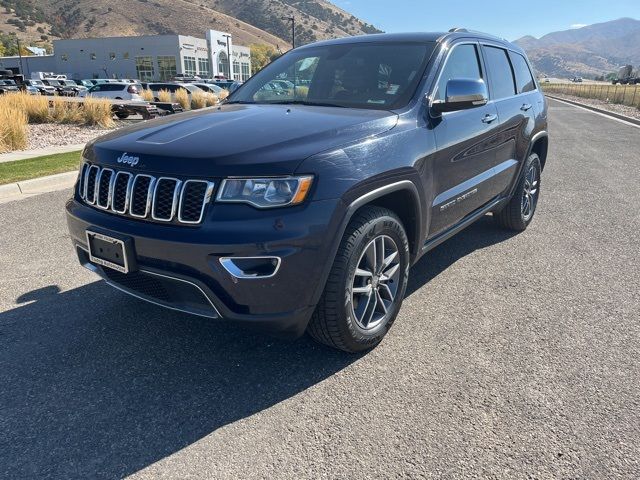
(1, 99, 639, 479)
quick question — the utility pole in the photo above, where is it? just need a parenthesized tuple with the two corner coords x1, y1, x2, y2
(222, 34, 232, 79)
(16, 38, 25, 75)
(281, 16, 295, 49)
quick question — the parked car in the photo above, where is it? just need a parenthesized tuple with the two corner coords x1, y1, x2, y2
(0, 79, 20, 94)
(174, 74, 201, 82)
(146, 82, 204, 101)
(19, 83, 40, 95)
(83, 82, 143, 101)
(213, 80, 243, 93)
(67, 30, 549, 353)
(571, 76, 583, 83)
(612, 65, 638, 85)
(23, 79, 57, 95)
(60, 79, 88, 96)
(191, 82, 225, 95)
(80, 79, 97, 87)
(42, 79, 73, 96)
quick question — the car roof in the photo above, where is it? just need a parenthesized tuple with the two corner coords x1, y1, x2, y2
(297, 31, 524, 54)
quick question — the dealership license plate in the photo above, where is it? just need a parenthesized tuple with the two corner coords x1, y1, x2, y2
(86, 230, 132, 273)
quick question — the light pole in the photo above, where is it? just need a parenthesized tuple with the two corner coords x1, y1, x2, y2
(281, 16, 295, 49)
(222, 34, 232, 79)
(16, 38, 25, 75)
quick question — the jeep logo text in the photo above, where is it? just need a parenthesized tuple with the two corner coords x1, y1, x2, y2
(117, 152, 140, 166)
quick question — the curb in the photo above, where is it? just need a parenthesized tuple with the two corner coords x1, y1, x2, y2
(545, 94, 640, 127)
(0, 170, 77, 204)
(0, 144, 85, 164)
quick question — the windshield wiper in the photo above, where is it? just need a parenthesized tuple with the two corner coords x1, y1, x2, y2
(266, 100, 347, 108)
(224, 100, 256, 105)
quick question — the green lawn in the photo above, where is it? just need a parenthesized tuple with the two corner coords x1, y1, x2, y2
(0, 150, 81, 185)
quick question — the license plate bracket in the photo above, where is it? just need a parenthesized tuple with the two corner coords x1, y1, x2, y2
(86, 229, 137, 273)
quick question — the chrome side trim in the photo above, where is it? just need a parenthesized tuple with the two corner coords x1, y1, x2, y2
(432, 159, 517, 207)
(219, 256, 282, 279)
(178, 180, 215, 224)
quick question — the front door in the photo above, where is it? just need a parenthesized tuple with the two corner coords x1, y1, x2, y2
(428, 42, 502, 236)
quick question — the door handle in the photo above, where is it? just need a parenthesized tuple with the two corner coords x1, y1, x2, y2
(481, 113, 498, 124)
(521, 103, 533, 111)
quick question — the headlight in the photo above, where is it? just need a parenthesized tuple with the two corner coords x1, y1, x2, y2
(217, 176, 313, 208)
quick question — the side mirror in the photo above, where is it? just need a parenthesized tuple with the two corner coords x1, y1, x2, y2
(431, 78, 488, 114)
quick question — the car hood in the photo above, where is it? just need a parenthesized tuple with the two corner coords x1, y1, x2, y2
(86, 103, 398, 177)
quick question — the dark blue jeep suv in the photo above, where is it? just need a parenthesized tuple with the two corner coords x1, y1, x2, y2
(66, 30, 548, 353)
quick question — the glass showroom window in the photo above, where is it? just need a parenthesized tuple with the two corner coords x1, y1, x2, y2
(241, 62, 250, 81)
(183, 56, 197, 76)
(135, 56, 155, 82)
(157, 56, 177, 81)
(233, 60, 240, 80)
(218, 51, 229, 78)
(198, 58, 210, 78)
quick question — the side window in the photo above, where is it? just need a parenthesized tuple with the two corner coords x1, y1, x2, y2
(435, 44, 482, 101)
(509, 51, 536, 93)
(483, 46, 516, 99)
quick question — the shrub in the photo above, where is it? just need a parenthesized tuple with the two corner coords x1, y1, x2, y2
(174, 88, 190, 110)
(49, 97, 83, 124)
(218, 89, 229, 101)
(0, 106, 28, 153)
(157, 89, 171, 103)
(81, 97, 114, 127)
(0, 92, 49, 123)
(205, 92, 219, 107)
(140, 89, 154, 102)
(190, 90, 208, 109)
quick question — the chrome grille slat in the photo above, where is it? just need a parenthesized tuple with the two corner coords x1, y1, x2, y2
(78, 162, 212, 225)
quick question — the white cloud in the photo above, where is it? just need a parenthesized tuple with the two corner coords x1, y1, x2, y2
(570, 23, 588, 29)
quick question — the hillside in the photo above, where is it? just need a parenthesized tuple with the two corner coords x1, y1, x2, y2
(0, 0, 380, 53)
(515, 18, 640, 78)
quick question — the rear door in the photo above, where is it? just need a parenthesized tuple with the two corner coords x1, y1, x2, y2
(480, 45, 536, 197)
(428, 42, 501, 236)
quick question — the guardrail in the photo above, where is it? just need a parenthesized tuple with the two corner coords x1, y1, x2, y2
(542, 83, 640, 110)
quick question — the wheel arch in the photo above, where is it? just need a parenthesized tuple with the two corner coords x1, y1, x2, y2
(529, 131, 549, 171)
(308, 179, 425, 309)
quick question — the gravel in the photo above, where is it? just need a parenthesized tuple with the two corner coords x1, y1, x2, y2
(547, 92, 640, 120)
(26, 122, 123, 150)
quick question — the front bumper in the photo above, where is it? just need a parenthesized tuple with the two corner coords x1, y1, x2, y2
(66, 196, 344, 337)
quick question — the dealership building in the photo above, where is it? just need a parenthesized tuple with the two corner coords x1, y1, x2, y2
(0, 30, 252, 81)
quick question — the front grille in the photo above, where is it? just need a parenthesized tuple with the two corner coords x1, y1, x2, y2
(78, 162, 214, 225)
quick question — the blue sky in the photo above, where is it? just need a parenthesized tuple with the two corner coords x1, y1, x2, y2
(332, 0, 640, 40)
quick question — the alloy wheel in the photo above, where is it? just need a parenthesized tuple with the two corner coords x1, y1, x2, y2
(350, 235, 401, 330)
(521, 164, 540, 221)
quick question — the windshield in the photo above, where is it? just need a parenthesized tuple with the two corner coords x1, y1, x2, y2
(229, 41, 435, 110)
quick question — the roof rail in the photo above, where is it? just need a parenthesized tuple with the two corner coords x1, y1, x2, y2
(448, 28, 468, 33)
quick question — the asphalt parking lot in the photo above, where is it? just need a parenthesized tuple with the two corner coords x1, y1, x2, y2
(1, 98, 639, 479)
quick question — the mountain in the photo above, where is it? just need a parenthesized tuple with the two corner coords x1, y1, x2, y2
(515, 18, 640, 78)
(0, 0, 381, 52)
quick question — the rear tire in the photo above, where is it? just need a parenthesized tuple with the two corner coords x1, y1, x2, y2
(494, 153, 541, 231)
(307, 206, 410, 353)
(115, 112, 129, 119)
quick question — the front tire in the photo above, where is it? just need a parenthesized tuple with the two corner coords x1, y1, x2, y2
(494, 153, 542, 231)
(307, 206, 410, 353)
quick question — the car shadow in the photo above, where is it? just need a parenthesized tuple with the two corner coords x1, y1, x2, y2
(0, 282, 359, 479)
(406, 216, 519, 297)
(0, 217, 517, 479)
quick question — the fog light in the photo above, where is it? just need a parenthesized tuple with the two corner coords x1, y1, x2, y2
(220, 256, 281, 279)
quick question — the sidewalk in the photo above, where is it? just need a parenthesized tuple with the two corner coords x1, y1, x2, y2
(0, 171, 77, 204)
(0, 144, 85, 164)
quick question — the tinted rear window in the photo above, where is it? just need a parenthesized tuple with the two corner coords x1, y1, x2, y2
(509, 52, 536, 93)
(483, 46, 516, 100)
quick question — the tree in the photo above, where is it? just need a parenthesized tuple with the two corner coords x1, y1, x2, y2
(250, 44, 280, 74)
